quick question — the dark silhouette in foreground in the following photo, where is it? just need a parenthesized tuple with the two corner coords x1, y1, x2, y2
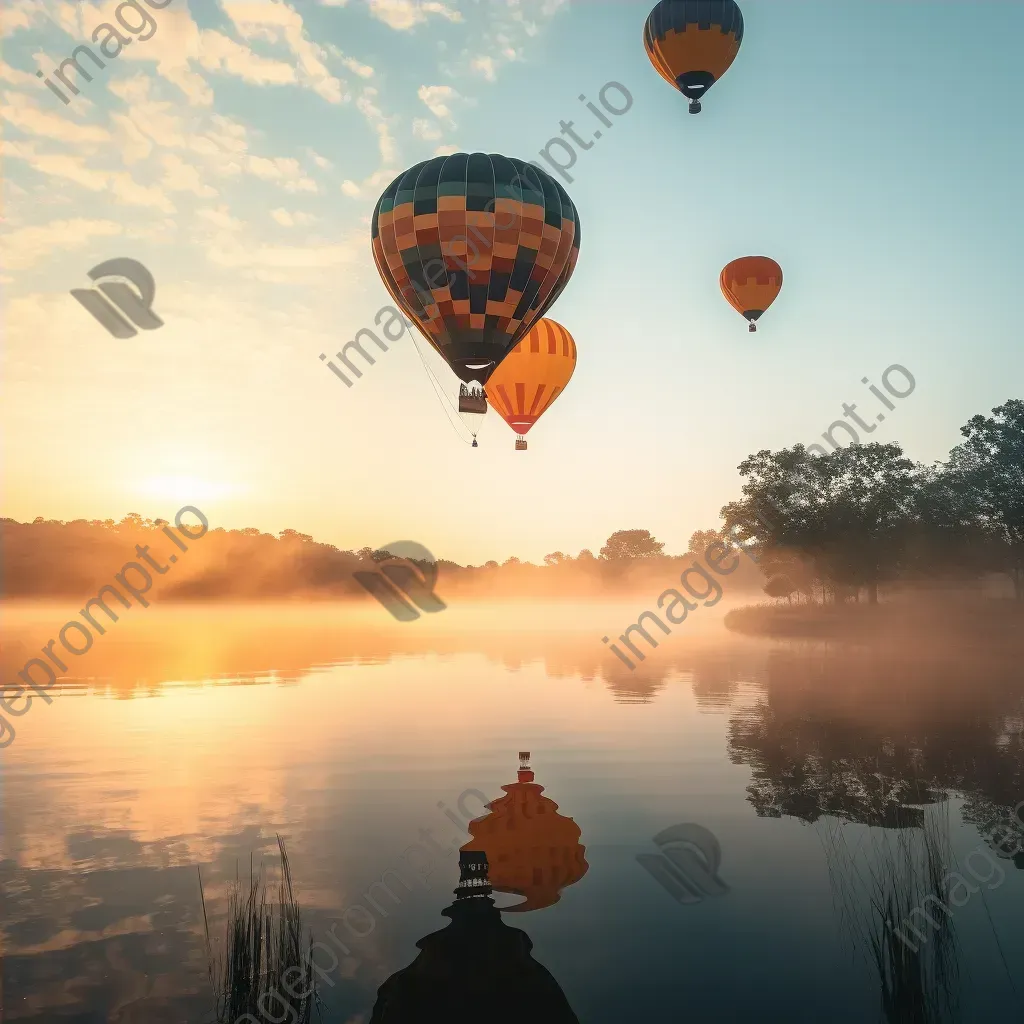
(369, 850, 579, 1024)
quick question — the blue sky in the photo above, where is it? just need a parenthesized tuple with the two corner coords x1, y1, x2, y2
(3, 1, 1022, 564)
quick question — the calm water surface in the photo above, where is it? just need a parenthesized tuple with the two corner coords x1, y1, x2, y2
(2, 603, 1022, 1022)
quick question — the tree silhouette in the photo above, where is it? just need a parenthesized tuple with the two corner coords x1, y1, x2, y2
(599, 529, 664, 561)
(945, 399, 1024, 599)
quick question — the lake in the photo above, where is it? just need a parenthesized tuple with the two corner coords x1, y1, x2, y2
(2, 602, 1022, 1023)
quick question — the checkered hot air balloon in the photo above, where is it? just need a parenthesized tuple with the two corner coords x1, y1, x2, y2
(371, 153, 581, 388)
(644, 0, 744, 114)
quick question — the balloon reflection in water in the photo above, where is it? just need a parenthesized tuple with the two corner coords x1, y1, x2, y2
(369, 850, 579, 1023)
(460, 752, 588, 912)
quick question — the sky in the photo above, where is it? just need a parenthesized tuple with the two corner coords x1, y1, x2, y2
(2, 0, 1022, 566)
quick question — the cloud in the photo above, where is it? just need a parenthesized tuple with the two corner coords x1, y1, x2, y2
(0, 58, 40, 87)
(434, 144, 457, 156)
(417, 84, 457, 123)
(412, 118, 442, 141)
(198, 29, 298, 87)
(470, 56, 497, 81)
(3, 139, 108, 190)
(0, 93, 111, 144)
(339, 86, 398, 199)
(339, 166, 396, 199)
(442, 0, 569, 84)
(203, 235, 360, 282)
(341, 56, 374, 79)
(109, 76, 188, 148)
(366, 0, 463, 31)
(161, 153, 218, 197)
(246, 155, 318, 192)
(110, 112, 154, 164)
(305, 147, 332, 170)
(221, 0, 346, 103)
(0, 217, 122, 270)
(270, 208, 316, 227)
(0, 1, 41, 38)
(2, 138, 175, 211)
(109, 172, 177, 213)
(198, 205, 244, 231)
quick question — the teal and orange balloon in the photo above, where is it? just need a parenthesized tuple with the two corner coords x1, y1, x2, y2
(644, 0, 744, 114)
(720, 256, 783, 332)
(371, 153, 581, 385)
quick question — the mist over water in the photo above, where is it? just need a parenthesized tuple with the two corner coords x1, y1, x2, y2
(2, 602, 1021, 1022)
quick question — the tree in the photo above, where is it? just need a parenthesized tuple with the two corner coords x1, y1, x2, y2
(722, 443, 921, 604)
(764, 575, 796, 604)
(279, 529, 314, 543)
(688, 529, 723, 558)
(502, 556, 521, 567)
(946, 399, 1024, 599)
(599, 529, 664, 561)
(543, 551, 567, 566)
(576, 549, 596, 562)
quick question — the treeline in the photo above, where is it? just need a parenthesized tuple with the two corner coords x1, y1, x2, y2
(714, 398, 1023, 604)
(0, 517, 764, 601)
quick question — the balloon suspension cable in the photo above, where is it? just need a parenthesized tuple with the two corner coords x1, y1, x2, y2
(407, 328, 476, 445)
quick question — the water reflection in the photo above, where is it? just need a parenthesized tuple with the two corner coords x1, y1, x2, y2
(460, 752, 588, 912)
(370, 850, 579, 1023)
(819, 809, 962, 1024)
(726, 644, 1024, 852)
(2, 605, 1023, 1021)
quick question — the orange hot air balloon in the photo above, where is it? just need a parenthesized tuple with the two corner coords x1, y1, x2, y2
(644, 0, 744, 114)
(720, 256, 783, 332)
(484, 319, 576, 451)
(461, 752, 588, 912)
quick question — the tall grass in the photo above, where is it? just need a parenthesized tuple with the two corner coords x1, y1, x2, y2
(818, 801, 960, 1024)
(199, 835, 319, 1024)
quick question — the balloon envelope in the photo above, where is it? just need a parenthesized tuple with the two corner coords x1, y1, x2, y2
(484, 319, 577, 437)
(644, 0, 744, 109)
(371, 153, 581, 385)
(720, 256, 783, 326)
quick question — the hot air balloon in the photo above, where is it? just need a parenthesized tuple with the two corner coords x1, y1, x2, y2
(484, 319, 576, 451)
(720, 256, 782, 332)
(371, 153, 581, 447)
(643, 0, 744, 114)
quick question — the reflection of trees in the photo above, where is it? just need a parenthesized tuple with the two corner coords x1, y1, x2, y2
(727, 646, 1024, 849)
(0, 611, 768, 707)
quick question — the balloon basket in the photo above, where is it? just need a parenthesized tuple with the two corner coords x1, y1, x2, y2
(515, 438, 528, 451)
(748, 323, 757, 333)
(458, 389, 488, 415)
(688, 99, 702, 114)
(472, 439, 479, 448)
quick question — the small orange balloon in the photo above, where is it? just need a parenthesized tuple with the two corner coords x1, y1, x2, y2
(484, 318, 576, 445)
(720, 256, 783, 332)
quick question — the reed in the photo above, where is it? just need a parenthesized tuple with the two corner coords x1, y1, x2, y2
(199, 835, 318, 1024)
(819, 801, 960, 1024)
